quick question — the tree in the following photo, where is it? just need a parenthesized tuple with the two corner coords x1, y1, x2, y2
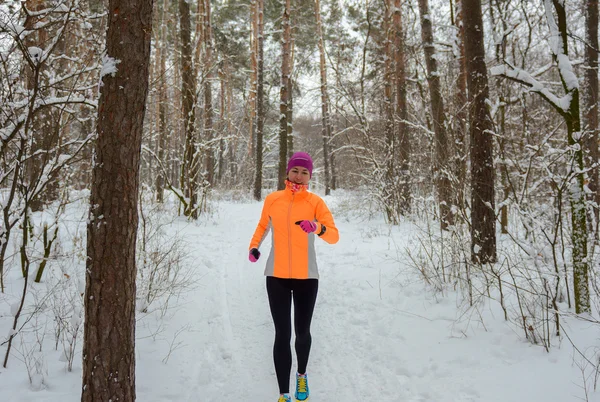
(278, 0, 293, 190)
(179, 0, 199, 218)
(417, 0, 453, 229)
(463, 0, 496, 263)
(394, 0, 410, 215)
(253, 0, 265, 200)
(451, 0, 468, 211)
(155, 0, 169, 203)
(314, 0, 332, 195)
(584, 0, 599, 227)
(81, 0, 153, 399)
(202, 0, 215, 186)
(491, 0, 589, 313)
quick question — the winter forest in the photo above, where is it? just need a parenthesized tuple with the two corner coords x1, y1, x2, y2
(2, 0, 600, 400)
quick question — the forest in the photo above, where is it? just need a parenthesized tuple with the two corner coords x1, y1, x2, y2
(1, 0, 600, 400)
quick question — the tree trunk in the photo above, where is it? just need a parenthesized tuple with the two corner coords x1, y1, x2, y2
(551, 0, 590, 313)
(155, 0, 168, 203)
(453, 0, 468, 211)
(417, 0, 452, 229)
(203, 0, 215, 186)
(584, 0, 599, 227)
(81, 0, 153, 399)
(382, 0, 397, 224)
(394, 0, 410, 214)
(179, 0, 198, 218)
(315, 0, 331, 195)
(24, 0, 60, 212)
(278, 0, 292, 190)
(253, 0, 265, 200)
(249, 0, 258, 159)
(463, 0, 496, 263)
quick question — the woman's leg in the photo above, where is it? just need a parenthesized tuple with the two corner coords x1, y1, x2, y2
(292, 279, 319, 374)
(266, 276, 293, 394)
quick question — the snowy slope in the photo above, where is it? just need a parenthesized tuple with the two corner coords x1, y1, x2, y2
(0, 195, 598, 401)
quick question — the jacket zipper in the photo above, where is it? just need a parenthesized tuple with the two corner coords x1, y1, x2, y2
(287, 193, 294, 278)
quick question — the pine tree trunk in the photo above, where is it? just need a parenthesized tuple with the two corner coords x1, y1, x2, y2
(249, 0, 258, 159)
(81, 0, 153, 399)
(453, 0, 468, 211)
(203, 0, 215, 186)
(463, 0, 496, 263)
(584, 0, 599, 227)
(315, 0, 331, 195)
(278, 0, 292, 190)
(179, 0, 198, 218)
(156, 0, 168, 203)
(253, 0, 265, 200)
(383, 0, 397, 224)
(418, 0, 452, 229)
(394, 0, 410, 214)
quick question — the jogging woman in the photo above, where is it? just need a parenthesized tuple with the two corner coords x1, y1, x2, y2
(248, 152, 339, 402)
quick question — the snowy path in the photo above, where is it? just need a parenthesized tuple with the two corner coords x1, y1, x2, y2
(1, 199, 595, 401)
(134, 200, 588, 402)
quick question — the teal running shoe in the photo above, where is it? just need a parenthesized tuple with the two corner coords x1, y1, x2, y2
(295, 373, 309, 401)
(278, 394, 292, 402)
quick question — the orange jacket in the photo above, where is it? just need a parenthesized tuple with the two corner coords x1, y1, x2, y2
(249, 188, 339, 279)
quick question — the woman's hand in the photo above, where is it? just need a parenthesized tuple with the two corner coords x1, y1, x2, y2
(295, 220, 317, 233)
(249, 248, 261, 262)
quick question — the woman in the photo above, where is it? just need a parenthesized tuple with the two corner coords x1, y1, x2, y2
(248, 152, 339, 402)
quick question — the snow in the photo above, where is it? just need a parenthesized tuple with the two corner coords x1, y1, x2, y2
(98, 53, 120, 89)
(0, 194, 599, 401)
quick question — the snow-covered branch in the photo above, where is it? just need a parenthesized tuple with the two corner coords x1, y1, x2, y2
(490, 64, 570, 114)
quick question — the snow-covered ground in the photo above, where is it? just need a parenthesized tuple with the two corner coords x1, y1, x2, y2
(1, 192, 599, 401)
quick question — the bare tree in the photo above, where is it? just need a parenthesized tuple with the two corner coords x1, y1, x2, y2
(315, 0, 332, 195)
(202, 0, 215, 186)
(492, 0, 589, 313)
(253, 0, 265, 200)
(394, 0, 410, 215)
(417, 0, 453, 229)
(155, 0, 169, 203)
(463, 0, 496, 263)
(584, 0, 599, 228)
(179, 0, 198, 218)
(452, 0, 468, 211)
(81, 0, 153, 400)
(278, 0, 292, 190)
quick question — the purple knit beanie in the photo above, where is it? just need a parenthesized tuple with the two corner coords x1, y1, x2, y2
(286, 152, 314, 177)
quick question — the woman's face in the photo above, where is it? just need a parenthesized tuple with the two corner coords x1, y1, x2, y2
(288, 166, 311, 185)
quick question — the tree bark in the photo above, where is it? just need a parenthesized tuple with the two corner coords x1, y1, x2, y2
(249, 0, 258, 159)
(253, 0, 265, 200)
(394, 0, 410, 214)
(155, 0, 168, 203)
(551, 0, 589, 313)
(453, 0, 468, 211)
(382, 0, 398, 224)
(584, 0, 599, 226)
(417, 0, 452, 229)
(82, 0, 153, 399)
(315, 0, 331, 195)
(203, 0, 215, 186)
(278, 0, 292, 190)
(178, 0, 198, 218)
(463, 0, 496, 263)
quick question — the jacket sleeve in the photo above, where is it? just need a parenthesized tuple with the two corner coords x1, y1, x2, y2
(315, 198, 339, 244)
(249, 196, 272, 250)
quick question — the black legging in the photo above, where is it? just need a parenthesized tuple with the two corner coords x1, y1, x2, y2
(266, 276, 319, 394)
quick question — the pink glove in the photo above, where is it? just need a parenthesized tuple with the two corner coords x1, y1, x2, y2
(249, 248, 260, 262)
(295, 220, 317, 233)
